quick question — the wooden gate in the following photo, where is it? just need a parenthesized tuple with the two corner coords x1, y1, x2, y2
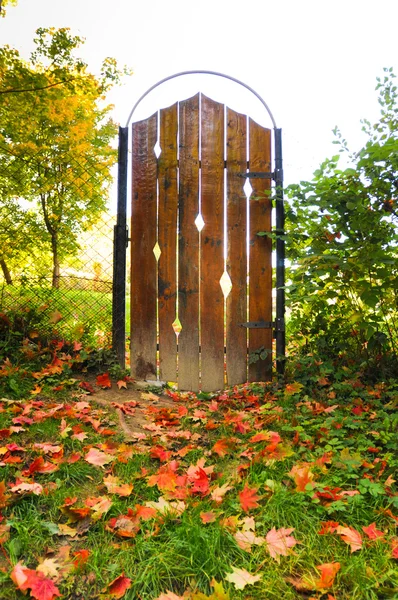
(129, 93, 274, 392)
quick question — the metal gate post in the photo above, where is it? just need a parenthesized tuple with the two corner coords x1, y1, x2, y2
(274, 128, 285, 375)
(112, 126, 128, 368)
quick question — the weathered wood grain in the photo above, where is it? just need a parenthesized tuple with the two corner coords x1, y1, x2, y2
(226, 107, 248, 386)
(178, 94, 200, 391)
(130, 113, 158, 380)
(158, 102, 178, 382)
(248, 118, 272, 382)
(200, 94, 225, 392)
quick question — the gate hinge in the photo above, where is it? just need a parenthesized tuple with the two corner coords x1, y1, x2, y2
(237, 172, 275, 180)
(240, 319, 285, 338)
(240, 321, 274, 329)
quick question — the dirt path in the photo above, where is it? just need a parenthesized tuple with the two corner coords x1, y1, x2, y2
(78, 376, 179, 439)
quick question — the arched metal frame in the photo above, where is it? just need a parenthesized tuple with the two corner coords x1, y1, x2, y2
(112, 71, 285, 377)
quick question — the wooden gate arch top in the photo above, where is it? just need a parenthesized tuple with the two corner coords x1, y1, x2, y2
(130, 92, 274, 392)
(113, 71, 285, 391)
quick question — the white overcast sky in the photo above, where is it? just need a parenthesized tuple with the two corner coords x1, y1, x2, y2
(2, 0, 398, 187)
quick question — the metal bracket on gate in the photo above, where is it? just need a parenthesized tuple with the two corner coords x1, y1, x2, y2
(238, 172, 275, 180)
(240, 319, 285, 339)
(237, 168, 284, 182)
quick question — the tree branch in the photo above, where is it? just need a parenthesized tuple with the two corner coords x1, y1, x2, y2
(0, 77, 78, 95)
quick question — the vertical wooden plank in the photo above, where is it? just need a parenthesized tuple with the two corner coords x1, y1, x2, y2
(130, 113, 158, 380)
(178, 94, 200, 391)
(158, 103, 178, 382)
(248, 119, 272, 381)
(200, 94, 225, 392)
(226, 108, 247, 386)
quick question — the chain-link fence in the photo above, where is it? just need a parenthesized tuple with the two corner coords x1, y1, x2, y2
(0, 145, 120, 349)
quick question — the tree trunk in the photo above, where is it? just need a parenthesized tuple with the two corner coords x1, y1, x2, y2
(51, 232, 60, 288)
(0, 258, 12, 285)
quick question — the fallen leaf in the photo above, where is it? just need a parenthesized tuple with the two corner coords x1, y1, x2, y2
(117, 380, 127, 390)
(225, 567, 261, 590)
(106, 573, 132, 598)
(84, 447, 114, 467)
(234, 529, 265, 552)
(73, 549, 90, 569)
(313, 562, 341, 590)
(362, 522, 384, 540)
(210, 482, 232, 504)
(289, 464, 315, 492)
(10, 482, 43, 496)
(336, 526, 363, 552)
(36, 558, 61, 580)
(265, 527, 298, 561)
(79, 381, 95, 394)
(103, 475, 133, 497)
(238, 484, 260, 512)
(96, 373, 112, 389)
(56, 523, 79, 538)
(200, 511, 217, 524)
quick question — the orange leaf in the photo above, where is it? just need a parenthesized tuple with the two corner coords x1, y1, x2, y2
(200, 511, 217, 524)
(239, 484, 260, 512)
(314, 562, 340, 590)
(106, 573, 132, 598)
(96, 373, 112, 389)
(362, 522, 384, 540)
(73, 549, 90, 569)
(103, 475, 133, 497)
(117, 380, 127, 390)
(212, 438, 232, 457)
(336, 526, 363, 552)
(289, 464, 315, 492)
(318, 521, 340, 535)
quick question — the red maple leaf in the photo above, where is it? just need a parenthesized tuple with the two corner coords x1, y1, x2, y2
(318, 521, 340, 535)
(362, 522, 384, 540)
(239, 484, 260, 512)
(79, 381, 95, 394)
(11, 564, 61, 600)
(106, 573, 132, 598)
(96, 373, 112, 389)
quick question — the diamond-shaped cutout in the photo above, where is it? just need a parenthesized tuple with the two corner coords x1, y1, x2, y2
(153, 242, 161, 261)
(154, 140, 161, 158)
(194, 213, 205, 232)
(220, 270, 232, 299)
(172, 317, 182, 335)
(243, 178, 253, 199)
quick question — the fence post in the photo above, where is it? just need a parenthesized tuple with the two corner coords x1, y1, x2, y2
(112, 126, 128, 368)
(275, 128, 285, 375)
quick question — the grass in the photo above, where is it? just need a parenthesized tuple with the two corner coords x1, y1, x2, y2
(0, 345, 396, 598)
(1, 284, 113, 347)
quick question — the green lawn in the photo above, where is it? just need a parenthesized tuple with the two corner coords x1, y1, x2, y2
(0, 355, 396, 599)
